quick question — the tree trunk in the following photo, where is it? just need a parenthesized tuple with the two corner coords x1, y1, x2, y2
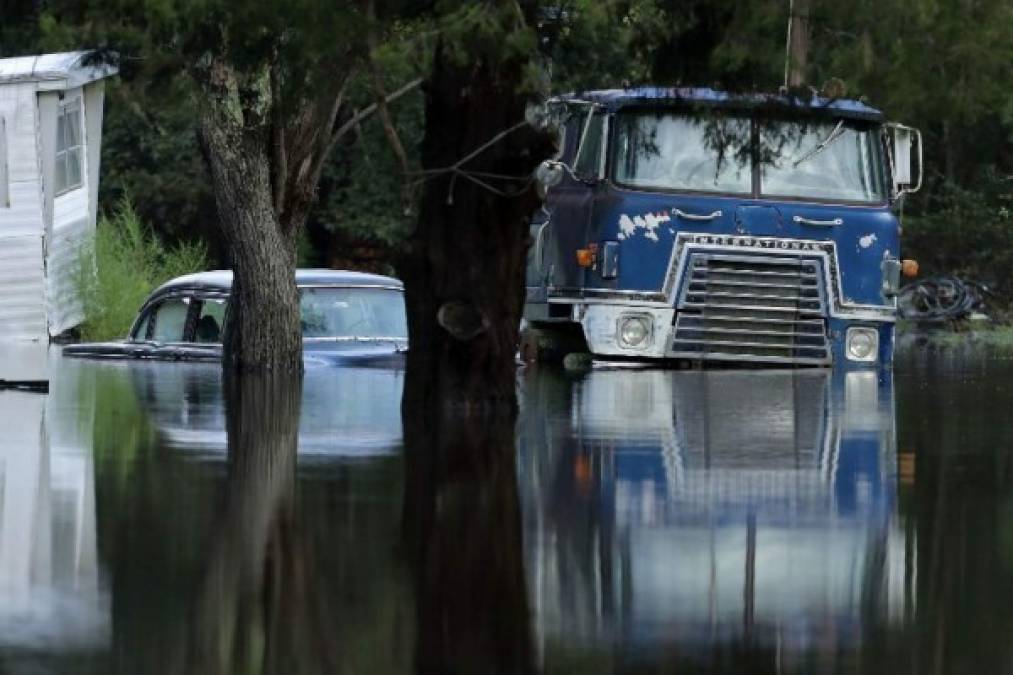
(398, 31, 554, 416)
(196, 58, 303, 373)
(787, 0, 811, 88)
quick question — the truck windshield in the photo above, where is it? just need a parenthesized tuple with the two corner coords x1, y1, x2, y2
(760, 119, 886, 202)
(614, 113, 752, 194)
(613, 112, 887, 203)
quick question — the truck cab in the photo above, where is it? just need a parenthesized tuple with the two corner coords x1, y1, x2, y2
(525, 87, 921, 367)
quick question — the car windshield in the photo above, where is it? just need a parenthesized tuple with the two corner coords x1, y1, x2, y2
(760, 119, 886, 202)
(299, 286, 407, 340)
(613, 111, 887, 203)
(613, 112, 752, 194)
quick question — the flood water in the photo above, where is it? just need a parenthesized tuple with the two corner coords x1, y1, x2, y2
(1, 347, 1012, 673)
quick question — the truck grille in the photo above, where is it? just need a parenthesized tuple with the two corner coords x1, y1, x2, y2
(671, 253, 830, 364)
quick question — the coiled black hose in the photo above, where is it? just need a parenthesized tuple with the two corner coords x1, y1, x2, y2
(897, 276, 990, 321)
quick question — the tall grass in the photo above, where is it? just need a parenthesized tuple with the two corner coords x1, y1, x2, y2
(75, 198, 209, 341)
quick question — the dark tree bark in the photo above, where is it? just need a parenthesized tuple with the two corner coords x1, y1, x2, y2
(401, 399, 535, 675)
(196, 58, 303, 373)
(191, 37, 420, 372)
(397, 10, 555, 415)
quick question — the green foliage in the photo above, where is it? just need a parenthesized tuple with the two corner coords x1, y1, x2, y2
(813, 0, 1013, 189)
(311, 26, 426, 259)
(13, 0, 1013, 294)
(75, 198, 209, 341)
(902, 169, 1013, 293)
(536, 0, 668, 91)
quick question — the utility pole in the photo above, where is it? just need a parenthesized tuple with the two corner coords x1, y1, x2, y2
(784, 0, 812, 88)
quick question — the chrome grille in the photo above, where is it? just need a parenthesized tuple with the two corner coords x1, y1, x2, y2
(671, 253, 830, 364)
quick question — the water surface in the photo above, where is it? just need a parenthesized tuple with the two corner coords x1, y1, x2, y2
(0, 348, 1011, 673)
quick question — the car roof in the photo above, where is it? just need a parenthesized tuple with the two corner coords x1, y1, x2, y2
(151, 269, 403, 296)
(554, 87, 884, 121)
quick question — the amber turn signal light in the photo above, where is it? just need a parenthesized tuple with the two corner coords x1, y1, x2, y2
(576, 245, 597, 268)
(901, 259, 919, 278)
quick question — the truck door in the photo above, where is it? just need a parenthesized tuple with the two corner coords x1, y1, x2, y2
(535, 107, 606, 297)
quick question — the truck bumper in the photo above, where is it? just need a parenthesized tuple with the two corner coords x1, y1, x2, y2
(561, 302, 893, 368)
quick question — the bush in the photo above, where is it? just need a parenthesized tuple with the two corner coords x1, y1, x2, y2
(75, 198, 208, 341)
(903, 169, 1013, 297)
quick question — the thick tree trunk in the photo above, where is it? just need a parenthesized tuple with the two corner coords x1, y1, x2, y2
(398, 36, 553, 415)
(196, 59, 303, 373)
(191, 46, 417, 372)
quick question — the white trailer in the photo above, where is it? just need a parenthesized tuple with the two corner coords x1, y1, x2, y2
(0, 51, 116, 347)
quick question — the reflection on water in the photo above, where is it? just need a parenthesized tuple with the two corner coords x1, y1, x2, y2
(8, 348, 1013, 673)
(130, 361, 404, 459)
(519, 368, 905, 671)
(0, 357, 107, 670)
(0, 354, 410, 674)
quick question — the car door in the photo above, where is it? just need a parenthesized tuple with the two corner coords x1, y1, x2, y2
(147, 293, 227, 361)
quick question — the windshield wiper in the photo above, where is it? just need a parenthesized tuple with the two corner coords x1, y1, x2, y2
(792, 120, 846, 168)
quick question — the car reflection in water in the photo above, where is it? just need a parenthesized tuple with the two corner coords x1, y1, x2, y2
(519, 368, 907, 670)
(128, 359, 404, 461)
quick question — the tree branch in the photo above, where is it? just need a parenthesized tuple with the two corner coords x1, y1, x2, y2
(366, 51, 409, 178)
(329, 77, 423, 150)
(365, 0, 412, 213)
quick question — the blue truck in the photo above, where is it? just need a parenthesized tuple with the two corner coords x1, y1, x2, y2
(525, 88, 922, 367)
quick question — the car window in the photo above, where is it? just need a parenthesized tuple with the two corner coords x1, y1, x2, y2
(131, 311, 152, 341)
(300, 287, 407, 339)
(195, 298, 226, 344)
(150, 297, 191, 343)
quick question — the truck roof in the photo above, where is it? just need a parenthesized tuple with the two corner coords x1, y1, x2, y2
(556, 87, 884, 121)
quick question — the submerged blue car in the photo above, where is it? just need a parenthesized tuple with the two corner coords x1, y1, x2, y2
(63, 269, 408, 366)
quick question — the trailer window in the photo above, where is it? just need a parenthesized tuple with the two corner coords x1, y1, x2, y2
(0, 116, 8, 208)
(55, 99, 84, 195)
(760, 120, 886, 202)
(614, 112, 751, 194)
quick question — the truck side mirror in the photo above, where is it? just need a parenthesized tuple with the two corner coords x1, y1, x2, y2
(888, 123, 922, 197)
(534, 159, 564, 197)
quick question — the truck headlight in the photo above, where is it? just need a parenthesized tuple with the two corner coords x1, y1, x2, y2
(618, 314, 652, 349)
(846, 327, 879, 362)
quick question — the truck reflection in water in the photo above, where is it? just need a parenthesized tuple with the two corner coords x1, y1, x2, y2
(519, 368, 908, 668)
